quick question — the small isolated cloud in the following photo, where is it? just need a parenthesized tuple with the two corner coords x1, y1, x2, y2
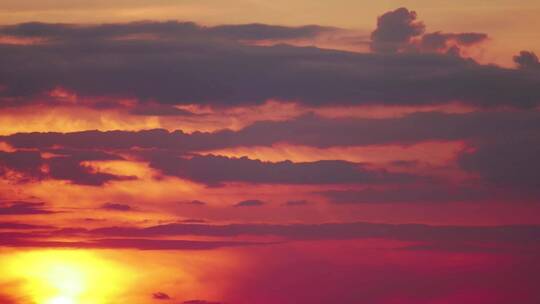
(152, 292, 171, 300)
(234, 199, 265, 207)
(100, 203, 132, 212)
(514, 51, 540, 69)
(180, 200, 207, 206)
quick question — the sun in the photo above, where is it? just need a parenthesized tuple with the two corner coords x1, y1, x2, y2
(2, 249, 133, 304)
(40, 257, 86, 304)
(48, 296, 76, 304)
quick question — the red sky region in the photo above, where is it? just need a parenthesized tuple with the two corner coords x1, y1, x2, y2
(1, 3, 540, 304)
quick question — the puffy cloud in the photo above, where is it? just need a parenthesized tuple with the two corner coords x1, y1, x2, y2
(370, 7, 425, 53)
(370, 8, 487, 56)
(514, 51, 540, 69)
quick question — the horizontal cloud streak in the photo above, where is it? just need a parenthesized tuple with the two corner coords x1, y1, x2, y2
(0, 21, 539, 108)
(0, 201, 55, 215)
(86, 222, 540, 243)
(148, 154, 417, 186)
(5, 111, 539, 150)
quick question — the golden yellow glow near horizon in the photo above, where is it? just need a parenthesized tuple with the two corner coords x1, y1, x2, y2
(2, 250, 134, 304)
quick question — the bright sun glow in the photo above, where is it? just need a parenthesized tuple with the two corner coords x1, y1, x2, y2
(49, 295, 76, 304)
(2, 250, 133, 304)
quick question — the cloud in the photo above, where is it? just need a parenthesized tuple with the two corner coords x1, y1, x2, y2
(320, 186, 492, 204)
(6, 111, 539, 151)
(0, 151, 43, 179)
(458, 135, 540, 190)
(234, 199, 265, 207)
(180, 219, 207, 223)
(207, 23, 337, 41)
(0, 150, 135, 185)
(148, 154, 416, 186)
(0, 20, 538, 108)
(183, 301, 223, 304)
(419, 32, 487, 54)
(0, 221, 52, 229)
(0, 236, 265, 250)
(129, 103, 197, 116)
(514, 51, 540, 69)
(2, 220, 540, 254)
(2, 129, 201, 152)
(100, 202, 132, 211)
(370, 7, 425, 53)
(86, 222, 540, 244)
(152, 292, 171, 300)
(3, 111, 540, 194)
(223, 111, 540, 148)
(179, 200, 207, 206)
(370, 8, 487, 56)
(46, 155, 136, 186)
(0, 21, 336, 43)
(0, 201, 54, 215)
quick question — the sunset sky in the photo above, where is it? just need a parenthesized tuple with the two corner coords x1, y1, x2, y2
(1, 1, 540, 303)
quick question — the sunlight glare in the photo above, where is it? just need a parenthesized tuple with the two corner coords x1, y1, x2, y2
(2, 250, 133, 304)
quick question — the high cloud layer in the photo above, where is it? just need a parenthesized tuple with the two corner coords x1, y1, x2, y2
(0, 17, 539, 109)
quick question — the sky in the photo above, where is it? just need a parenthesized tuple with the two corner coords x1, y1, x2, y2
(0, 1, 540, 304)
